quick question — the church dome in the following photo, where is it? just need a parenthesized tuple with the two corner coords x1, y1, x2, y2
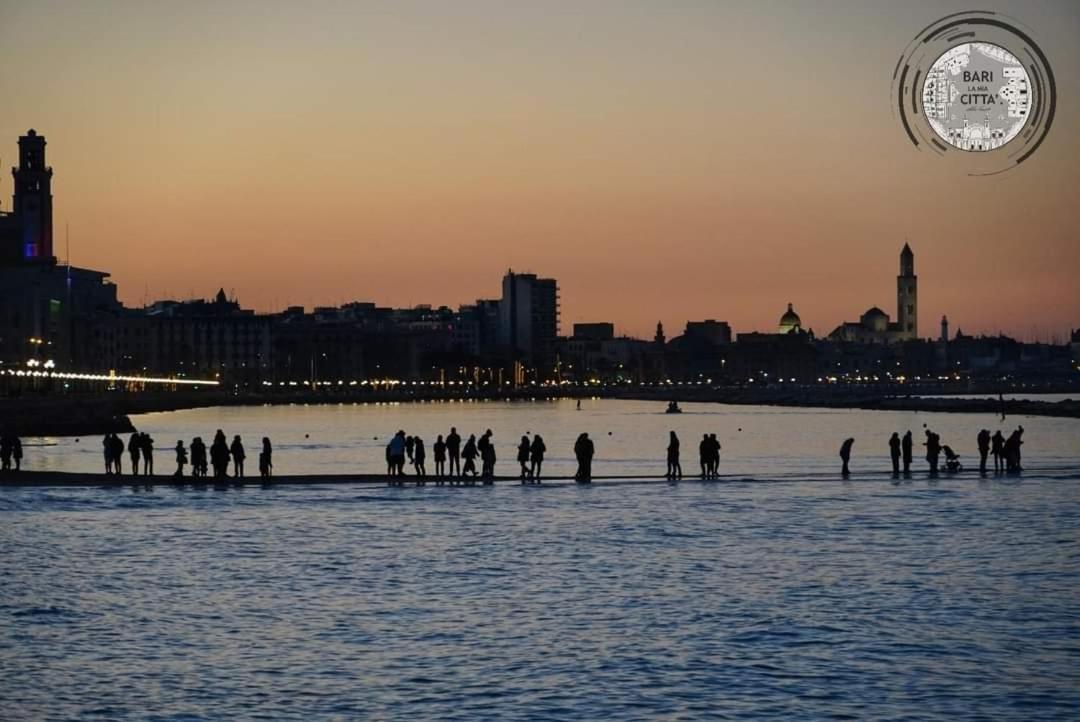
(779, 303, 802, 334)
(860, 306, 889, 333)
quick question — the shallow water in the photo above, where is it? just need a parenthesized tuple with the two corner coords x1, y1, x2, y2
(2, 476, 1079, 720)
(19, 398, 1080, 478)
(4, 401, 1080, 719)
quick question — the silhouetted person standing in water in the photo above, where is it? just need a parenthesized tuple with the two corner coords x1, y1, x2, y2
(667, 431, 682, 480)
(231, 436, 246, 478)
(530, 434, 546, 483)
(129, 432, 141, 476)
(977, 429, 991, 474)
(462, 434, 479, 482)
(698, 434, 710, 478)
(518, 435, 531, 483)
(388, 431, 407, 480)
(211, 430, 229, 480)
(433, 435, 447, 480)
(260, 437, 273, 479)
(924, 429, 941, 475)
(991, 430, 1005, 473)
(708, 433, 721, 478)
(141, 432, 154, 476)
(0, 433, 11, 472)
(889, 432, 901, 475)
(478, 429, 495, 481)
(0, 432, 12, 472)
(901, 430, 913, 474)
(10, 435, 20, 472)
(111, 433, 126, 475)
(446, 427, 461, 477)
(174, 441, 187, 478)
(1004, 426, 1024, 472)
(413, 436, 427, 480)
(191, 437, 207, 478)
(839, 438, 854, 477)
(574, 432, 594, 483)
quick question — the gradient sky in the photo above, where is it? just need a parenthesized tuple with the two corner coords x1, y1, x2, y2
(1, 0, 1078, 341)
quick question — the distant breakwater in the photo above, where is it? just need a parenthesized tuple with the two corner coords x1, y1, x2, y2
(2, 383, 1078, 436)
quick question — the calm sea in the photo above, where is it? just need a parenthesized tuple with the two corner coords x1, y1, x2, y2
(2, 400, 1079, 719)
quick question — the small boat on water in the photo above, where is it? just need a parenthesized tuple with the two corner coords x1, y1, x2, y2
(665, 401, 682, 414)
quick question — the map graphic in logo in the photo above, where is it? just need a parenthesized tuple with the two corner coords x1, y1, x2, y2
(922, 43, 1030, 151)
(892, 11, 1056, 175)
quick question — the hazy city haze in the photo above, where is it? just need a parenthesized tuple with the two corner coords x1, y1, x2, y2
(1, 0, 1077, 340)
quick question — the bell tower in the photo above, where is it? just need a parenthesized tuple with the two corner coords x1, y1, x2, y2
(896, 243, 917, 340)
(12, 129, 54, 262)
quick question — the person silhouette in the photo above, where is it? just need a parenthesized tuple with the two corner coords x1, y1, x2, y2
(477, 429, 494, 480)
(480, 430, 496, 484)
(1004, 426, 1024, 472)
(889, 432, 901, 476)
(0, 432, 12, 472)
(129, 431, 142, 476)
(924, 429, 941, 475)
(529, 434, 546, 483)
(109, 433, 125, 475)
(976, 429, 991, 474)
(901, 430, 913, 475)
(388, 430, 407, 480)
(11, 435, 20, 472)
(191, 437, 207, 479)
(0, 433, 11, 472)
(708, 433, 721, 478)
(211, 430, 229, 479)
(102, 434, 113, 474)
(413, 436, 427, 480)
(433, 434, 447, 481)
(230, 435, 245, 478)
(462, 434, 479, 482)
(991, 430, 1005, 473)
(446, 427, 461, 477)
(141, 432, 154, 476)
(517, 435, 531, 483)
(839, 438, 854, 477)
(174, 441, 187, 478)
(667, 431, 682, 480)
(574, 432, 594, 483)
(259, 437, 273, 479)
(698, 434, 710, 478)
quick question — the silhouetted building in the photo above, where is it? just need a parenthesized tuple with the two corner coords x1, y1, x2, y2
(778, 304, 802, 334)
(0, 131, 125, 369)
(562, 324, 659, 383)
(572, 323, 615, 341)
(498, 270, 559, 374)
(0, 130, 54, 264)
(829, 244, 919, 344)
(117, 290, 272, 385)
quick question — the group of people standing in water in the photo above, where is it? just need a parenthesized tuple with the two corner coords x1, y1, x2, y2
(0, 421, 1038, 484)
(100, 430, 274, 482)
(102, 432, 155, 476)
(385, 428, 556, 484)
(839, 425, 1027, 477)
(665, 431, 722, 480)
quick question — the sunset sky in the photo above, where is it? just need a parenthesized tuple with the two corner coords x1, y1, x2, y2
(1, 0, 1078, 341)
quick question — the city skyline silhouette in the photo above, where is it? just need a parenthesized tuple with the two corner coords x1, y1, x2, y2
(1, 0, 1077, 341)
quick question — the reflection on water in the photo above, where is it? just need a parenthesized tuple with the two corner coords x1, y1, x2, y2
(21, 399, 1080, 479)
(2, 476, 1079, 719)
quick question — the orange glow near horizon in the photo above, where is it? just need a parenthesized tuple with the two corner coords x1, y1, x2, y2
(1, 0, 1077, 341)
